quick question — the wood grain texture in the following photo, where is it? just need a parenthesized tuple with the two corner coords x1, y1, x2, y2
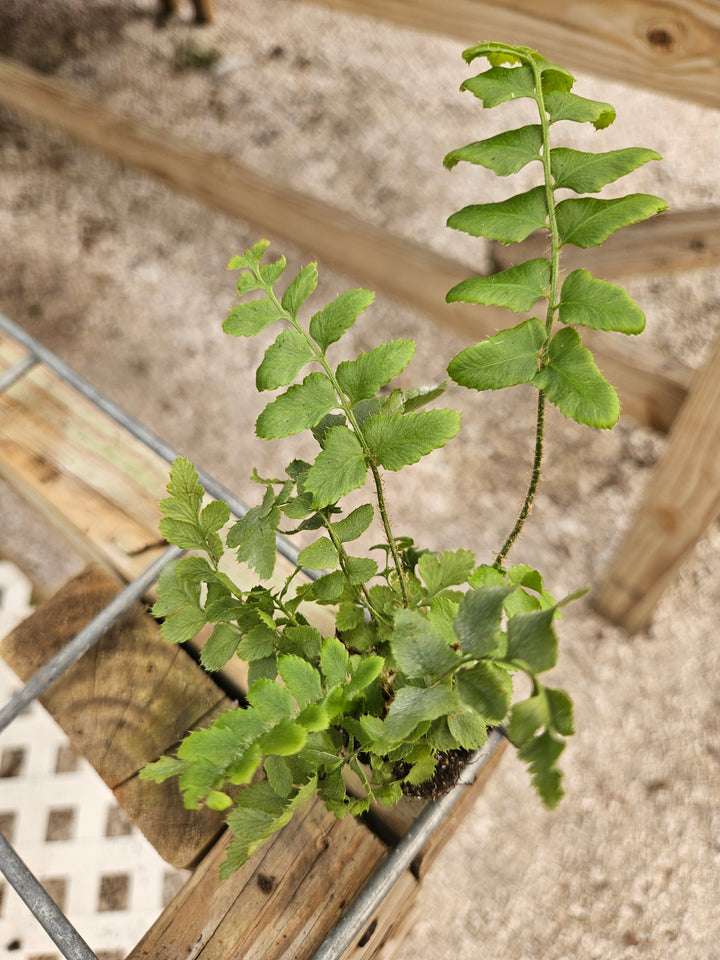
(127, 795, 392, 960)
(296, 0, 720, 108)
(593, 331, 720, 632)
(492, 209, 720, 280)
(0, 60, 691, 434)
(0, 335, 168, 580)
(0, 565, 232, 866)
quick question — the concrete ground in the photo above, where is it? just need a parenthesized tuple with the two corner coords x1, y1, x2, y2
(1, 2, 719, 957)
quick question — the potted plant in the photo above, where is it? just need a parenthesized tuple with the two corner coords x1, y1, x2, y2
(141, 41, 666, 879)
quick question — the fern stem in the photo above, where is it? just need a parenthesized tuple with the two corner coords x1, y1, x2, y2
(494, 390, 545, 569)
(494, 55, 558, 567)
(261, 280, 410, 605)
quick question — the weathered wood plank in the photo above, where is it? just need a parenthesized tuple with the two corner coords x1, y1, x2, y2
(0, 565, 232, 867)
(593, 330, 720, 632)
(0, 60, 691, 434)
(492, 208, 720, 279)
(296, 0, 720, 108)
(127, 794, 393, 960)
(0, 337, 168, 580)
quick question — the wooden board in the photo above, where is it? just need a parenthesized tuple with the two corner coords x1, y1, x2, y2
(0, 565, 232, 868)
(127, 797, 397, 960)
(593, 330, 720, 632)
(0, 60, 692, 435)
(0, 332, 169, 582)
(492, 208, 720, 281)
(297, 0, 720, 109)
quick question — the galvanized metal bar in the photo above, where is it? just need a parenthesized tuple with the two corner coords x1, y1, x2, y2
(0, 353, 39, 393)
(0, 544, 182, 734)
(0, 829, 99, 960)
(309, 728, 505, 960)
(0, 311, 302, 568)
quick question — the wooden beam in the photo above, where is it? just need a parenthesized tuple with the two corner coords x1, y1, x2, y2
(294, 0, 720, 109)
(0, 58, 691, 434)
(593, 330, 720, 632)
(0, 565, 232, 868)
(492, 208, 720, 280)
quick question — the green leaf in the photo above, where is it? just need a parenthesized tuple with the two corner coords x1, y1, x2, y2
(364, 410, 461, 471)
(279, 655, 322, 708)
(258, 718, 307, 756)
(390, 610, 460, 679)
(330, 503, 374, 542)
(558, 270, 645, 335)
(305, 427, 368, 508)
(320, 637, 350, 687)
(140, 755, 186, 783)
(159, 602, 206, 645)
(223, 298, 278, 337)
(264, 755, 294, 798)
(418, 549, 476, 599)
(227, 489, 280, 580)
(309, 289, 375, 351)
(447, 186, 548, 244)
(282, 262, 318, 316)
(256, 329, 314, 391)
(296, 536, 338, 570)
(447, 258, 551, 313)
(507, 692, 550, 745)
(158, 518, 207, 551)
(556, 194, 668, 248)
(444, 124, 543, 175)
(506, 606, 558, 673)
(454, 585, 515, 659)
(456, 661, 512, 723)
(546, 687, 575, 736)
(382, 683, 456, 744)
(306, 570, 345, 601)
(551, 146, 661, 193)
(260, 257, 287, 286)
(200, 500, 230, 536)
(533, 327, 620, 428)
(448, 318, 546, 392)
(200, 623, 241, 671)
(403, 382, 448, 412)
(227, 240, 271, 271)
(297, 703, 330, 732)
(545, 91, 616, 129)
(447, 708, 488, 750)
(237, 624, 277, 662)
(336, 340, 415, 403)
(517, 729, 565, 808)
(256, 372, 337, 439)
(247, 678, 294, 724)
(460, 65, 536, 108)
(345, 655, 384, 699)
(345, 556, 379, 584)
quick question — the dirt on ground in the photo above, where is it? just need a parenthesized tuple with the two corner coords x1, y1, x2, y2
(1, 2, 720, 958)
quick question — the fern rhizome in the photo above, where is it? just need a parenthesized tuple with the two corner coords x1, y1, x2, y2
(142, 42, 667, 877)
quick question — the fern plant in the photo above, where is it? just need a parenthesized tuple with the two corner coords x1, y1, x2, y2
(141, 42, 666, 878)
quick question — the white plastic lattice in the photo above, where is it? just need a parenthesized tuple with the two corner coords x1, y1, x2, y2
(0, 563, 188, 960)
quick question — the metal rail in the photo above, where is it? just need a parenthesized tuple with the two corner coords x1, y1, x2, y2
(0, 315, 504, 960)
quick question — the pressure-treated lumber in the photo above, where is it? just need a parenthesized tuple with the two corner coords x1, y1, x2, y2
(0, 565, 232, 868)
(0, 333, 169, 582)
(127, 797, 413, 960)
(297, 0, 720, 109)
(593, 330, 720, 632)
(0, 58, 691, 434)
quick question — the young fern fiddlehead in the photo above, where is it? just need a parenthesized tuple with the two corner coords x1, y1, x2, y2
(444, 42, 667, 565)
